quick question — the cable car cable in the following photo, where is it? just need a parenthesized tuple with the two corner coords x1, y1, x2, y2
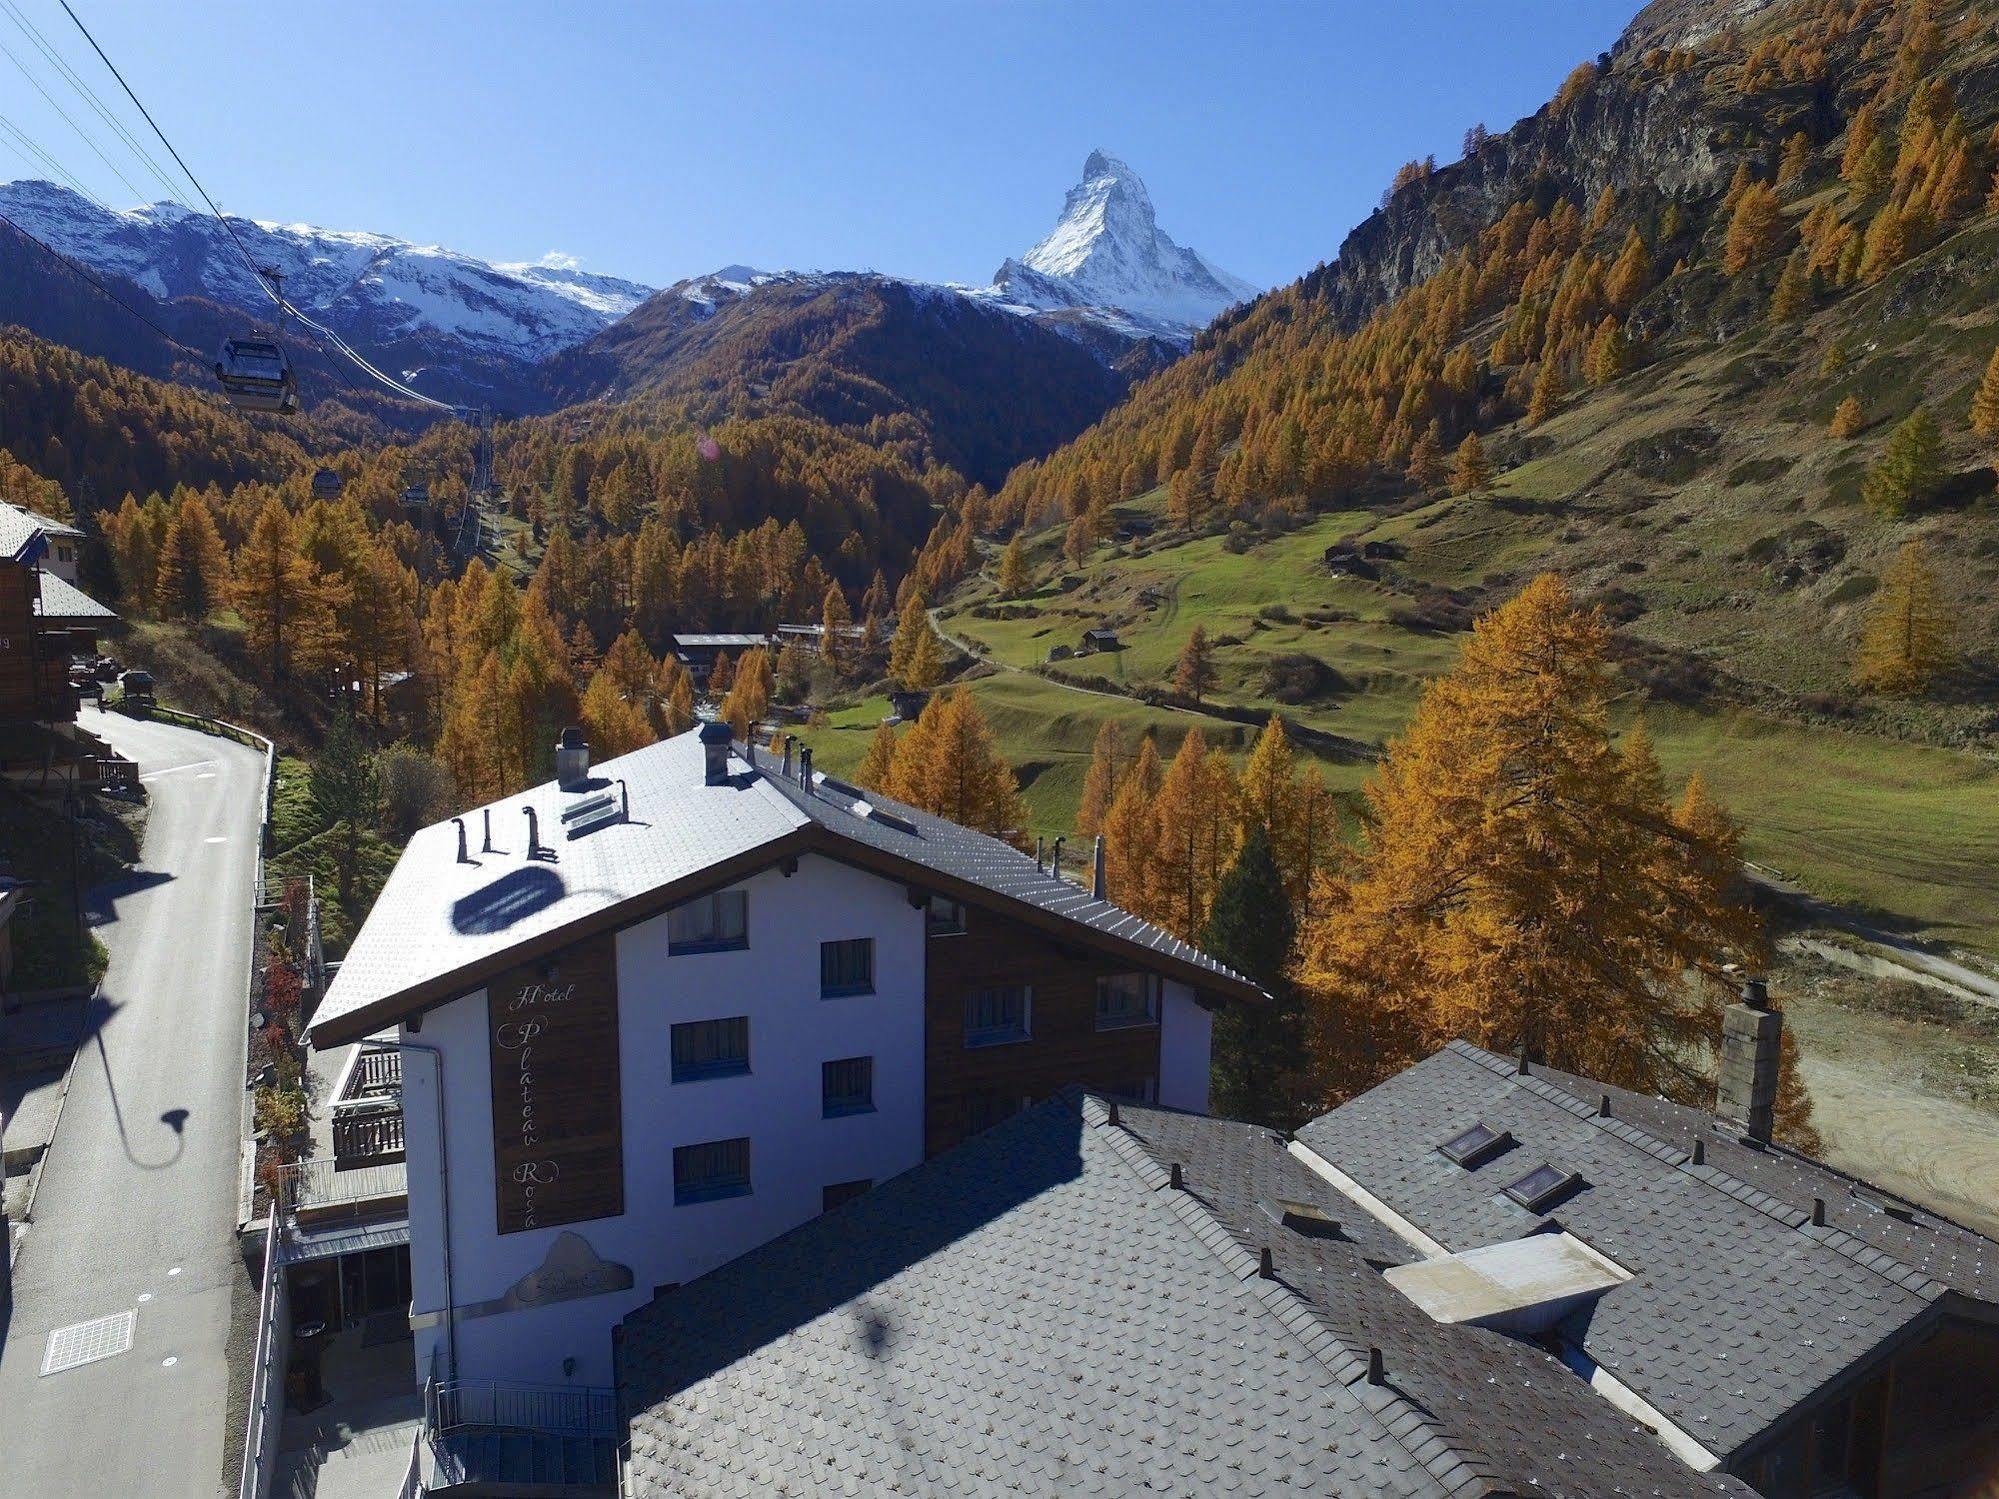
(0, 32, 143, 201)
(0, 0, 184, 205)
(0, 108, 103, 204)
(0, 207, 175, 342)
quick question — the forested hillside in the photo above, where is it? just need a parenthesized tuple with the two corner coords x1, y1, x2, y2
(538, 272, 1145, 488)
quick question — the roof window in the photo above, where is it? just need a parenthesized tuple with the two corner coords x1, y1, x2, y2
(1502, 1163, 1583, 1214)
(1437, 1122, 1512, 1168)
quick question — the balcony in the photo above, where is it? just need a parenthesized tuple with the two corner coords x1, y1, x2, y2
(331, 1102, 405, 1169)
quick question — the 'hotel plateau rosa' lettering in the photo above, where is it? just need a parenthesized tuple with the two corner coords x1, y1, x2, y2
(485, 933, 625, 1235)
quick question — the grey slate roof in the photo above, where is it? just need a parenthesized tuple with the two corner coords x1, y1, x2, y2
(32, 571, 115, 622)
(1295, 1041, 1999, 1464)
(748, 742, 1255, 994)
(620, 1094, 1748, 1498)
(311, 729, 1256, 1046)
(0, 502, 47, 561)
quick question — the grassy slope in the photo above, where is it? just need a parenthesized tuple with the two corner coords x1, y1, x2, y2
(920, 218, 1999, 955)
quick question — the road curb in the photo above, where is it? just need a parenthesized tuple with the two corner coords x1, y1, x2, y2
(13, 978, 100, 1245)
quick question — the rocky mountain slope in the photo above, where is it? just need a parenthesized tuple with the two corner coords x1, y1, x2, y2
(972, 150, 1261, 343)
(0, 180, 652, 409)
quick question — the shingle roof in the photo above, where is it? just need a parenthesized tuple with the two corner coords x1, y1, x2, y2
(619, 1094, 1748, 1498)
(1294, 1041, 1999, 1464)
(0, 503, 47, 561)
(32, 571, 115, 622)
(311, 729, 1257, 1047)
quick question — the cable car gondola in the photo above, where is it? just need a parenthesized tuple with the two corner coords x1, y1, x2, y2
(214, 335, 298, 414)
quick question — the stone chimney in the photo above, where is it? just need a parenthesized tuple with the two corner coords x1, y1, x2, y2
(699, 721, 733, 785)
(1092, 835, 1106, 900)
(555, 726, 590, 790)
(1717, 977, 1781, 1144)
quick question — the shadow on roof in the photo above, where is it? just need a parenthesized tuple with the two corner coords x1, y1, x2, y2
(622, 1099, 1086, 1413)
(451, 865, 565, 935)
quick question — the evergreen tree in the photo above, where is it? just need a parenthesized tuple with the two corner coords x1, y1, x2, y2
(1148, 729, 1240, 938)
(1778, 130, 1813, 185)
(1604, 228, 1650, 313)
(997, 534, 1028, 598)
(664, 665, 696, 736)
(1075, 718, 1123, 839)
(821, 584, 851, 670)
(1526, 355, 1565, 426)
(888, 689, 1025, 839)
(1854, 541, 1954, 693)
(1450, 431, 1494, 494)
(855, 720, 899, 792)
(1768, 250, 1814, 320)
(1829, 396, 1865, 439)
(1969, 347, 1999, 442)
(1174, 625, 1216, 704)
(1204, 828, 1304, 1128)
(708, 650, 735, 695)
(233, 497, 343, 682)
(154, 493, 224, 621)
(1102, 735, 1163, 915)
(1722, 182, 1783, 273)
(1295, 575, 1785, 1121)
(1861, 406, 1945, 516)
(581, 669, 654, 759)
(720, 647, 774, 739)
(315, 708, 380, 905)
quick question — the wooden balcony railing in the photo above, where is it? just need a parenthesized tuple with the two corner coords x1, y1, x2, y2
(331, 1105, 405, 1169)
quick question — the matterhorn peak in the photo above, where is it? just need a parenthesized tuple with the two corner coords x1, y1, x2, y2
(988, 151, 1258, 344)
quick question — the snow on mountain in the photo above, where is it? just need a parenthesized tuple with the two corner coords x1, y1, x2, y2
(0, 179, 653, 369)
(973, 150, 1260, 343)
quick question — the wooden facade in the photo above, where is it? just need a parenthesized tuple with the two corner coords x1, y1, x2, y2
(486, 930, 625, 1234)
(922, 901, 1161, 1156)
(0, 562, 74, 725)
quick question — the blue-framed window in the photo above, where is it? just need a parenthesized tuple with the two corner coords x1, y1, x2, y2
(667, 891, 748, 954)
(820, 938, 875, 997)
(673, 1137, 751, 1204)
(670, 1017, 749, 1083)
(1094, 972, 1160, 1030)
(821, 1055, 875, 1117)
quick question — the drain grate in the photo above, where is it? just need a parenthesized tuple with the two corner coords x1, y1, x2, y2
(40, 1309, 136, 1376)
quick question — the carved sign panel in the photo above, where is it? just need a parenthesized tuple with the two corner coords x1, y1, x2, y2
(487, 930, 624, 1234)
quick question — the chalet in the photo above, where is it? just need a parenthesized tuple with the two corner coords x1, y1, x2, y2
(666, 631, 773, 672)
(1323, 541, 1382, 579)
(615, 988, 1999, 1499)
(885, 687, 928, 723)
(1079, 625, 1121, 653)
(307, 724, 1258, 1411)
(0, 505, 98, 730)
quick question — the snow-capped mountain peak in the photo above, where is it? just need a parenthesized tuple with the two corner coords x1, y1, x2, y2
(0, 178, 654, 402)
(983, 150, 1259, 342)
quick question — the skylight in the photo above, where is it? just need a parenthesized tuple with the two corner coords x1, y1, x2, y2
(1437, 1122, 1512, 1168)
(1503, 1163, 1582, 1214)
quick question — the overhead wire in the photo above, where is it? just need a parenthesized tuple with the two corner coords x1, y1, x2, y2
(53, 0, 462, 414)
(0, 107, 101, 203)
(0, 206, 176, 342)
(0, 0, 183, 205)
(0, 31, 142, 200)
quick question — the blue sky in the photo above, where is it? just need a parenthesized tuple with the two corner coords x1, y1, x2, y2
(0, 0, 1634, 292)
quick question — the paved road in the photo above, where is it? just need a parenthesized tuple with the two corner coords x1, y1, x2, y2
(1, 705, 264, 1498)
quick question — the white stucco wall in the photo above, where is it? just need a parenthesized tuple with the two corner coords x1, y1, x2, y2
(1158, 979, 1213, 1114)
(403, 852, 928, 1388)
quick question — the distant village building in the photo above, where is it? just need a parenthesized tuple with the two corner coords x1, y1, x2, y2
(1323, 542, 1381, 580)
(668, 632, 775, 671)
(1079, 626, 1121, 653)
(886, 688, 929, 723)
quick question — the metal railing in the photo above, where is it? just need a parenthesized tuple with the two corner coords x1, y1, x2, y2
(330, 1104, 405, 1167)
(394, 1428, 423, 1499)
(426, 1377, 618, 1440)
(238, 1180, 292, 1499)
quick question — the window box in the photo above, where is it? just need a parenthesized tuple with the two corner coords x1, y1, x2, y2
(925, 895, 968, 936)
(1095, 972, 1160, 1030)
(964, 985, 1031, 1047)
(821, 1056, 875, 1117)
(670, 1017, 749, 1083)
(820, 937, 875, 997)
(674, 1137, 751, 1204)
(667, 891, 748, 954)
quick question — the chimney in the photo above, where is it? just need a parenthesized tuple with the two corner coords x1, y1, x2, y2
(799, 745, 814, 788)
(453, 817, 469, 863)
(481, 807, 494, 853)
(1035, 836, 1045, 873)
(1092, 835, 1106, 900)
(1051, 836, 1065, 881)
(1717, 976, 1781, 1144)
(782, 734, 796, 777)
(555, 726, 590, 790)
(523, 805, 542, 858)
(699, 720, 733, 785)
